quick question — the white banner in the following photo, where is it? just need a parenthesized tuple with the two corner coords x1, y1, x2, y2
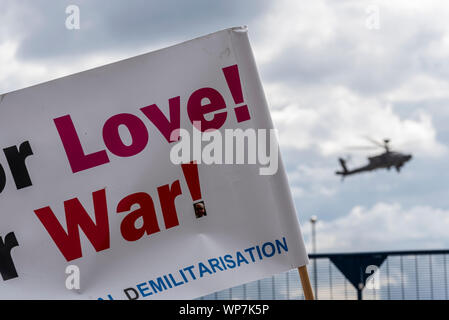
(0, 27, 308, 299)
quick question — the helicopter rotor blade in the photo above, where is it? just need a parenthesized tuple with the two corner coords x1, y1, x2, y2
(362, 135, 385, 148)
(346, 146, 380, 150)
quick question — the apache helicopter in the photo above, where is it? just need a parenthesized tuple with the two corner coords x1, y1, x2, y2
(335, 138, 413, 178)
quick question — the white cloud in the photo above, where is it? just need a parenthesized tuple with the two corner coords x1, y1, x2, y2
(252, 0, 337, 64)
(303, 202, 449, 252)
(252, 0, 449, 160)
(271, 84, 447, 157)
(0, 41, 48, 93)
(0, 39, 152, 94)
(385, 74, 449, 102)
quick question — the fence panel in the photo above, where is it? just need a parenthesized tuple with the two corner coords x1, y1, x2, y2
(199, 250, 449, 300)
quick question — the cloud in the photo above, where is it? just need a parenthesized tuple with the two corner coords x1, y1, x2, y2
(270, 84, 447, 157)
(2, 0, 272, 61)
(250, 0, 449, 160)
(247, 0, 449, 160)
(0, 39, 137, 93)
(0, 0, 273, 93)
(0, 41, 48, 92)
(302, 202, 449, 253)
(255, 0, 449, 94)
(385, 75, 449, 103)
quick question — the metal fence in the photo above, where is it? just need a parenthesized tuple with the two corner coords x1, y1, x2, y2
(199, 249, 449, 300)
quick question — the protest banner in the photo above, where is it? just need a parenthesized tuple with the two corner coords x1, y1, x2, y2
(0, 27, 310, 299)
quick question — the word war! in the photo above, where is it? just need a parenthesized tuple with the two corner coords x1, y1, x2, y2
(34, 162, 202, 262)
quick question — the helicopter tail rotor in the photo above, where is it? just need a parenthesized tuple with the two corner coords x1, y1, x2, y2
(338, 158, 349, 174)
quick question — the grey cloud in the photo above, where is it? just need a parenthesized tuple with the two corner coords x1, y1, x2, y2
(258, 1, 448, 97)
(4, 0, 272, 61)
(262, 29, 443, 96)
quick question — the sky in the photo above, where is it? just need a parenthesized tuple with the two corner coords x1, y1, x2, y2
(1, 0, 449, 254)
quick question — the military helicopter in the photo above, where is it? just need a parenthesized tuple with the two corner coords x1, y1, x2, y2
(335, 138, 413, 178)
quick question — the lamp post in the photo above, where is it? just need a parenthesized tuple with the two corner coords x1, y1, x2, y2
(310, 215, 318, 299)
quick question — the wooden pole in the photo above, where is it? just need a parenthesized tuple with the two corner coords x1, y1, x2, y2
(298, 265, 315, 300)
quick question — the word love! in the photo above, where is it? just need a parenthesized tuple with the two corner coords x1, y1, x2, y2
(53, 65, 251, 174)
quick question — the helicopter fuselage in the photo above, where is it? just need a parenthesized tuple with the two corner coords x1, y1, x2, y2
(336, 151, 412, 177)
